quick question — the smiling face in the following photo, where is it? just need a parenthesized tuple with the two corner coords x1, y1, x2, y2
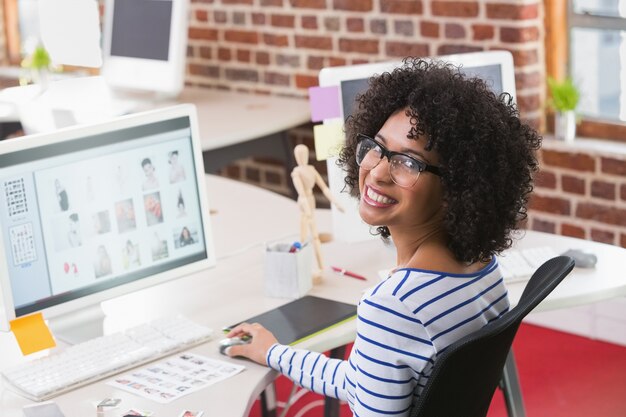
(358, 109, 443, 234)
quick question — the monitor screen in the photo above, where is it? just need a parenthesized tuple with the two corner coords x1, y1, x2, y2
(339, 61, 509, 124)
(460, 64, 504, 96)
(319, 51, 517, 242)
(340, 78, 370, 123)
(0, 105, 214, 331)
(110, 0, 172, 61)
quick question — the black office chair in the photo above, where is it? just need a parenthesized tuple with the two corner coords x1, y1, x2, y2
(410, 255, 575, 417)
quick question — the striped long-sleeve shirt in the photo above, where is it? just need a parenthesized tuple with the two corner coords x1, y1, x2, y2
(266, 257, 509, 417)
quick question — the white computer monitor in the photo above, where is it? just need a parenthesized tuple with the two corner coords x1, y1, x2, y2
(0, 105, 215, 343)
(101, 0, 189, 97)
(319, 50, 517, 242)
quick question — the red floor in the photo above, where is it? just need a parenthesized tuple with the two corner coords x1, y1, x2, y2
(248, 323, 626, 417)
(487, 324, 626, 417)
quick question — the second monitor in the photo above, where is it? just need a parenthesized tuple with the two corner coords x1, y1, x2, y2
(101, 0, 189, 97)
(319, 50, 517, 242)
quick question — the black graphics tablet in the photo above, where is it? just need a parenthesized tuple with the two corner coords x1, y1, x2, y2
(229, 295, 357, 345)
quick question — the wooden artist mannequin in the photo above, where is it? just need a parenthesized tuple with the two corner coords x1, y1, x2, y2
(291, 144, 344, 283)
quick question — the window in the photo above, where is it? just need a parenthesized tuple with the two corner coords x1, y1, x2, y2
(1, 0, 99, 78)
(2, 0, 21, 65)
(13, 0, 41, 58)
(546, 0, 626, 141)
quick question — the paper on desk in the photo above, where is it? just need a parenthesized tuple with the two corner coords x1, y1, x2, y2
(107, 352, 244, 404)
(39, 0, 103, 67)
(10, 312, 56, 355)
(309, 86, 341, 122)
(313, 122, 345, 161)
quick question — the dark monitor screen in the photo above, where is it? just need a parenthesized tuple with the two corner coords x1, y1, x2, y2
(340, 64, 505, 122)
(460, 64, 504, 96)
(110, 0, 172, 61)
(341, 78, 370, 123)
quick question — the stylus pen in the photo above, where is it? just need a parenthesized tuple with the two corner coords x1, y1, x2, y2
(331, 266, 367, 281)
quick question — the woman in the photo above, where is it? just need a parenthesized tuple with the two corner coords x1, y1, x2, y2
(226, 58, 541, 416)
(179, 227, 194, 246)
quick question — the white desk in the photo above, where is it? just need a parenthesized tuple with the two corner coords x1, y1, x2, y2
(175, 88, 310, 153)
(1, 176, 626, 417)
(0, 175, 337, 417)
(0, 79, 311, 174)
(505, 231, 626, 310)
(154, 87, 311, 174)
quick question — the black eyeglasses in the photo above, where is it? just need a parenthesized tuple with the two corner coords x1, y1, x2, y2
(355, 134, 442, 188)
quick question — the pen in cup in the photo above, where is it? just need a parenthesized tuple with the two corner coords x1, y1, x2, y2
(331, 266, 367, 281)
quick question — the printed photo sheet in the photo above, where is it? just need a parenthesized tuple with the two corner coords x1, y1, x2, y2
(106, 352, 244, 404)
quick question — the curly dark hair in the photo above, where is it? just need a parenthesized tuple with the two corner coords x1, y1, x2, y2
(337, 57, 542, 264)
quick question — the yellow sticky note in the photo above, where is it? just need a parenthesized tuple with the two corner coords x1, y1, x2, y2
(313, 122, 345, 161)
(10, 313, 56, 355)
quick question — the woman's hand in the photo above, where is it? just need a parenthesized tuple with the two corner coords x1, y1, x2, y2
(225, 322, 278, 365)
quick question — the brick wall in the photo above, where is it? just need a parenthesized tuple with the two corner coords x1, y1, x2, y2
(187, 0, 544, 127)
(187, 0, 546, 205)
(525, 138, 626, 348)
(185, 0, 626, 251)
(529, 139, 626, 248)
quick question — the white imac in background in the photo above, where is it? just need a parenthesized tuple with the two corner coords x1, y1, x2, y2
(319, 50, 517, 242)
(6, 0, 190, 135)
(101, 0, 189, 97)
(0, 105, 215, 344)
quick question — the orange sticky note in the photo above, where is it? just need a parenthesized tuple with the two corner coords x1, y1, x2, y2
(10, 313, 56, 355)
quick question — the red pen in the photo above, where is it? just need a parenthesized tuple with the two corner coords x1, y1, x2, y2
(331, 266, 367, 281)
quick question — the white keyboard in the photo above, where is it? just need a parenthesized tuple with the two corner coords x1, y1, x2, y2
(498, 246, 561, 283)
(1, 316, 213, 401)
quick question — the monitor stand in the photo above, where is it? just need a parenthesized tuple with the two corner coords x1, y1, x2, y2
(108, 83, 180, 115)
(48, 303, 106, 345)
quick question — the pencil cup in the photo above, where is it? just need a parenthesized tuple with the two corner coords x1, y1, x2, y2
(264, 242, 312, 299)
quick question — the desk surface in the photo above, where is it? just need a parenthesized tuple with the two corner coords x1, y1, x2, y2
(0, 79, 311, 151)
(175, 88, 310, 151)
(1, 175, 625, 417)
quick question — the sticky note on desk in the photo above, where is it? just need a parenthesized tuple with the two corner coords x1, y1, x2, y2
(309, 86, 341, 122)
(314, 122, 345, 161)
(10, 313, 56, 355)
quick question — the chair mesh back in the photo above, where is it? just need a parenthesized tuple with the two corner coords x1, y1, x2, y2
(410, 256, 575, 417)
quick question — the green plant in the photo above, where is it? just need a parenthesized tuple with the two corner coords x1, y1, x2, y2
(20, 45, 52, 71)
(30, 45, 51, 70)
(547, 76, 580, 112)
(19, 45, 53, 86)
